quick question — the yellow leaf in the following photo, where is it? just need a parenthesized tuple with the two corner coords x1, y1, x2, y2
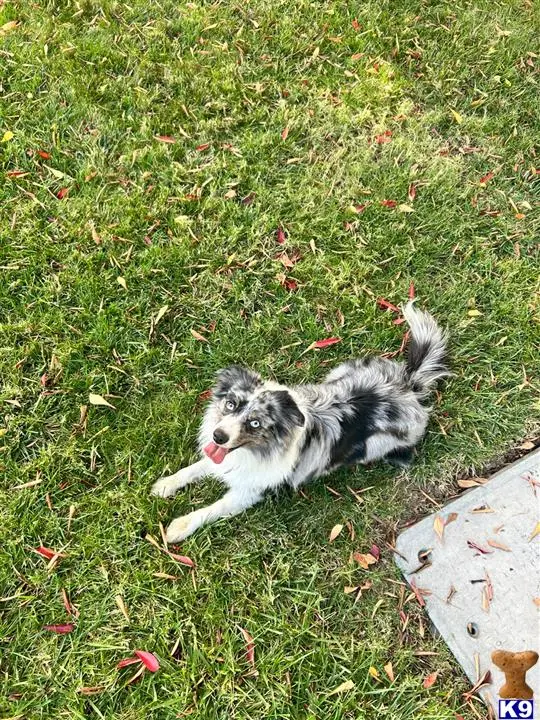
(88, 393, 116, 409)
(328, 679, 355, 696)
(384, 662, 394, 682)
(433, 515, 445, 540)
(450, 108, 463, 124)
(0, 21, 19, 34)
(529, 521, 540, 542)
(2, 130, 14, 142)
(224, 189, 236, 199)
(117, 276, 127, 290)
(329, 524, 343, 542)
(368, 666, 379, 680)
(154, 305, 169, 326)
(398, 204, 415, 213)
(468, 309, 482, 317)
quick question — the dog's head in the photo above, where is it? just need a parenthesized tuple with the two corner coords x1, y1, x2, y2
(203, 366, 305, 463)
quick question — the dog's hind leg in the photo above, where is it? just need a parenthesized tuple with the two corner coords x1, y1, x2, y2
(165, 489, 262, 542)
(151, 458, 210, 498)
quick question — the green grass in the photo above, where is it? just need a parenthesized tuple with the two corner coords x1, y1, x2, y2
(1, 0, 539, 717)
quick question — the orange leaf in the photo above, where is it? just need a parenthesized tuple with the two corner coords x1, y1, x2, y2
(487, 538, 511, 552)
(423, 671, 438, 689)
(239, 626, 255, 667)
(190, 329, 208, 342)
(384, 661, 395, 682)
(281, 127, 289, 141)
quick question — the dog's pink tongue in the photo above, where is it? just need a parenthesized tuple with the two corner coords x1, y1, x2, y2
(204, 442, 229, 464)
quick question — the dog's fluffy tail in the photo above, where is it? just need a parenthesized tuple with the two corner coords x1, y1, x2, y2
(402, 301, 449, 394)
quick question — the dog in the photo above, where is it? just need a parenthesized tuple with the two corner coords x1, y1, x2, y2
(152, 302, 449, 542)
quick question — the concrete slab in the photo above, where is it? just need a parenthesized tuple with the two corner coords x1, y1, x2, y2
(395, 448, 540, 711)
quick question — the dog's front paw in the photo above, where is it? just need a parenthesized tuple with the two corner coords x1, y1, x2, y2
(165, 512, 202, 543)
(151, 476, 180, 498)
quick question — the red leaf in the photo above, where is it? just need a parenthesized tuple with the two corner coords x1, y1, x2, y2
(168, 552, 195, 568)
(198, 389, 212, 401)
(393, 317, 405, 325)
(239, 627, 255, 667)
(467, 540, 493, 555)
(375, 130, 392, 144)
(370, 544, 381, 560)
(7, 170, 28, 178)
(409, 578, 426, 607)
(351, 18, 361, 30)
(284, 278, 298, 292)
(276, 250, 301, 268)
(276, 227, 286, 244)
(377, 298, 400, 313)
(40, 373, 49, 386)
(241, 192, 256, 205)
(353, 203, 368, 213)
(408, 183, 417, 202)
(408, 282, 415, 299)
(56, 187, 69, 200)
(314, 337, 341, 349)
(155, 135, 176, 144)
(34, 546, 60, 560)
(43, 623, 74, 634)
(380, 199, 397, 208)
(479, 170, 495, 185)
(117, 656, 140, 669)
(281, 127, 289, 141)
(38, 150, 51, 159)
(196, 143, 210, 151)
(134, 650, 160, 672)
(423, 671, 438, 689)
(61, 589, 78, 617)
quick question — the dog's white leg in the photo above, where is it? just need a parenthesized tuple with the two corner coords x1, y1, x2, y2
(151, 458, 209, 498)
(165, 489, 262, 542)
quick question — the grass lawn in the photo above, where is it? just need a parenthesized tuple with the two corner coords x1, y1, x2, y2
(1, 0, 538, 717)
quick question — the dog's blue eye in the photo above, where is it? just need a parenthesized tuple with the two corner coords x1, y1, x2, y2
(225, 400, 235, 411)
(249, 419, 260, 428)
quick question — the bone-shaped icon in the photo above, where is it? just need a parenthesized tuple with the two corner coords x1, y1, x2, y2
(491, 649, 539, 700)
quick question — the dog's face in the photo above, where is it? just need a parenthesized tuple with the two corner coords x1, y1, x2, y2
(203, 366, 304, 463)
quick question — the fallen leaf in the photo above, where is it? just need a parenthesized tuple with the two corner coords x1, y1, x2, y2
(467, 540, 493, 554)
(445, 512, 458, 526)
(408, 282, 415, 299)
(377, 298, 400, 313)
(408, 184, 417, 202)
(43, 623, 74, 634)
(134, 650, 160, 672)
(380, 199, 397, 208)
(281, 127, 289, 141)
(468, 309, 482, 317)
(224, 189, 236, 199)
(78, 686, 105, 695)
(89, 221, 101, 244)
(89, 393, 116, 409)
(529, 521, 540, 541)
(384, 661, 394, 682)
(433, 515, 445, 540)
(457, 477, 487, 488)
(423, 671, 438, 689)
(463, 670, 491, 700)
(2, 130, 14, 142)
(282, 278, 298, 292)
(155, 135, 176, 144)
(353, 552, 377, 569)
(368, 666, 379, 680)
(446, 584, 457, 603)
(117, 276, 127, 290)
(276, 227, 286, 244)
(409, 578, 427, 607)
(6, 170, 28, 178)
(190, 329, 208, 342)
(152, 572, 178, 580)
(154, 305, 169, 326)
(276, 250, 301, 268)
(34, 546, 66, 560)
(479, 171, 495, 185)
(519, 440, 535, 450)
(196, 143, 210, 151)
(329, 524, 343, 542)
(38, 150, 51, 159)
(375, 130, 392, 144)
(239, 627, 255, 667)
(328, 679, 355, 695)
(515, 212, 525, 220)
(168, 552, 195, 568)
(56, 187, 69, 199)
(0, 21, 19, 35)
(533, 598, 540, 607)
(303, 337, 342, 353)
(398, 204, 415, 213)
(351, 18, 361, 31)
(117, 656, 140, 669)
(61, 589, 78, 617)
(115, 595, 130, 623)
(353, 203, 368, 213)
(449, 108, 463, 124)
(369, 544, 381, 561)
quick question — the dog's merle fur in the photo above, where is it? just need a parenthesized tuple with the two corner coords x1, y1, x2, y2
(152, 302, 449, 542)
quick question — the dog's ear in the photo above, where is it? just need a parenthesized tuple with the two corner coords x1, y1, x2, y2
(213, 365, 262, 399)
(274, 390, 305, 427)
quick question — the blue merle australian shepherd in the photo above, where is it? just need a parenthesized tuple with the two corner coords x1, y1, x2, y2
(152, 302, 449, 542)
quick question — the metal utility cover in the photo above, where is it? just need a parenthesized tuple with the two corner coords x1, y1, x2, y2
(395, 448, 540, 711)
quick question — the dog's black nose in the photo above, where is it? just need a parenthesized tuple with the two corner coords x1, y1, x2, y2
(213, 429, 229, 445)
